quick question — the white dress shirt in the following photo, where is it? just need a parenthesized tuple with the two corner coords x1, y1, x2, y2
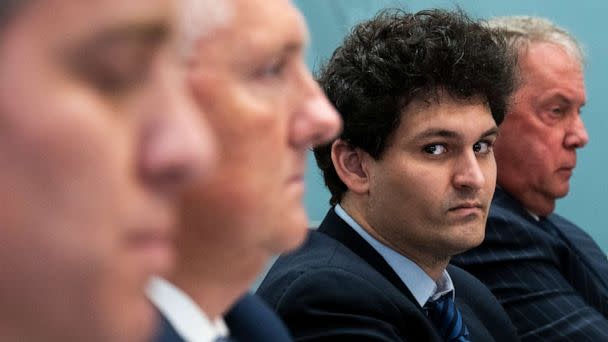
(147, 276, 229, 342)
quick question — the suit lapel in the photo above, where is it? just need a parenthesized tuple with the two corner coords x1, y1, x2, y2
(225, 293, 292, 342)
(544, 215, 608, 315)
(317, 208, 423, 310)
(496, 188, 608, 316)
(547, 215, 608, 289)
(153, 311, 185, 342)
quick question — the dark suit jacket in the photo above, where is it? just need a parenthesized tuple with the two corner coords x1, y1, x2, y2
(452, 187, 608, 341)
(256, 208, 519, 341)
(153, 293, 293, 342)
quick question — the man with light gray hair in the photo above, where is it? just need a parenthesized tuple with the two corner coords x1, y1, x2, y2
(453, 16, 608, 341)
(147, 0, 341, 341)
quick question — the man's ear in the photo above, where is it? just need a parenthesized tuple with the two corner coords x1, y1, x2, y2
(331, 139, 371, 195)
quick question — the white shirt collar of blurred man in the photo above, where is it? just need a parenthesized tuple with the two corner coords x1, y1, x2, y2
(147, 276, 229, 342)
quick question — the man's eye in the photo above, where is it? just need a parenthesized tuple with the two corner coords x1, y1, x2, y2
(551, 107, 565, 116)
(423, 144, 447, 155)
(73, 42, 157, 95)
(254, 57, 287, 79)
(473, 141, 492, 154)
(88, 65, 145, 94)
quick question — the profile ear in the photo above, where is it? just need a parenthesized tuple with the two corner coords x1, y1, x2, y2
(331, 139, 370, 195)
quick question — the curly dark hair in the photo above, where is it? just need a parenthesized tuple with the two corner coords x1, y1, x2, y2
(314, 8, 517, 206)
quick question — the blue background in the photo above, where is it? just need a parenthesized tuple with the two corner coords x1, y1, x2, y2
(294, 0, 608, 251)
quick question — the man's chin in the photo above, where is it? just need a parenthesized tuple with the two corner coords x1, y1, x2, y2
(104, 297, 156, 342)
(447, 227, 486, 255)
(266, 218, 309, 255)
(556, 188, 570, 199)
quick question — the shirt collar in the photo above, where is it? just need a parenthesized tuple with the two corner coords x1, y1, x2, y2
(147, 276, 229, 342)
(527, 210, 540, 221)
(334, 204, 455, 307)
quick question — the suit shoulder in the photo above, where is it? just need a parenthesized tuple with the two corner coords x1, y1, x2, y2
(258, 232, 405, 315)
(258, 253, 432, 341)
(550, 212, 584, 231)
(268, 264, 404, 310)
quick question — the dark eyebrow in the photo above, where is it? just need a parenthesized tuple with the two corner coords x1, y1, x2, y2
(285, 41, 303, 54)
(276, 41, 305, 61)
(480, 127, 499, 139)
(63, 22, 169, 59)
(413, 128, 459, 141)
(413, 126, 498, 142)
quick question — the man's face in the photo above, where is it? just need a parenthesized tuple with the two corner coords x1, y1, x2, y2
(363, 93, 497, 266)
(0, 0, 213, 341)
(181, 0, 340, 255)
(494, 42, 588, 216)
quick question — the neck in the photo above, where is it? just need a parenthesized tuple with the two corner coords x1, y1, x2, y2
(522, 195, 555, 217)
(340, 198, 449, 281)
(169, 242, 268, 319)
(415, 256, 450, 281)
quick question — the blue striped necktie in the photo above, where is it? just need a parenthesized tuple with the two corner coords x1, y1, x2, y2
(425, 293, 471, 342)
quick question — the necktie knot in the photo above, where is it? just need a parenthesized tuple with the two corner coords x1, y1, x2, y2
(424, 293, 471, 342)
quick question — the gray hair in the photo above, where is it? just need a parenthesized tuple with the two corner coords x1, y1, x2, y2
(176, 0, 234, 60)
(487, 16, 584, 67)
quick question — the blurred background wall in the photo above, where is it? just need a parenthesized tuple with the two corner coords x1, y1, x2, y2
(295, 0, 608, 251)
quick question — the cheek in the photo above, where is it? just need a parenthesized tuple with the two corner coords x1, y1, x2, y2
(484, 157, 497, 187)
(525, 129, 561, 173)
(376, 167, 436, 214)
(496, 124, 544, 168)
(212, 107, 288, 192)
(0, 91, 138, 314)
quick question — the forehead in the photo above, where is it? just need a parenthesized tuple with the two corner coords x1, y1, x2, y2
(523, 41, 582, 70)
(9, 0, 172, 40)
(396, 94, 494, 140)
(520, 42, 586, 94)
(200, 0, 308, 54)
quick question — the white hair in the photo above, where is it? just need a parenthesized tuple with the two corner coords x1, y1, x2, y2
(176, 0, 234, 60)
(487, 16, 584, 68)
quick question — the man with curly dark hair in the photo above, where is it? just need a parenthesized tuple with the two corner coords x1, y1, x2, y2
(257, 9, 520, 341)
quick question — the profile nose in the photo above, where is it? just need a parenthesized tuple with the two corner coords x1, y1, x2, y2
(564, 114, 589, 149)
(453, 152, 486, 191)
(289, 73, 342, 149)
(138, 62, 215, 195)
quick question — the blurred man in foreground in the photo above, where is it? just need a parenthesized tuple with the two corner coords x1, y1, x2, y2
(453, 16, 608, 341)
(0, 0, 214, 341)
(147, 0, 341, 341)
